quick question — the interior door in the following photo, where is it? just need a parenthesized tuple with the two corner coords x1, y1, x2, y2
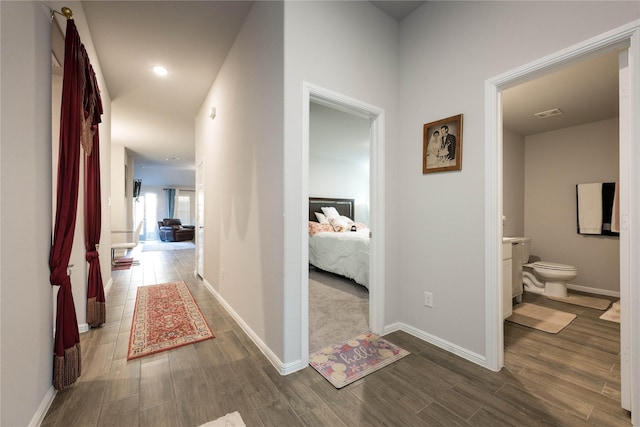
(196, 161, 205, 277)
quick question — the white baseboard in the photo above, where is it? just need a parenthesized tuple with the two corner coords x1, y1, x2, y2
(200, 279, 496, 376)
(383, 322, 489, 369)
(567, 283, 620, 298)
(29, 385, 56, 427)
(75, 277, 114, 334)
(200, 278, 305, 375)
(104, 276, 113, 295)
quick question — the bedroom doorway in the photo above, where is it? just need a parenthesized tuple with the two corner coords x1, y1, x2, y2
(308, 103, 371, 352)
(301, 82, 386, 362)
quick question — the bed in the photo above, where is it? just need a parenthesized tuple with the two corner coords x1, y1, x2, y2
(308, 197, 370, 288)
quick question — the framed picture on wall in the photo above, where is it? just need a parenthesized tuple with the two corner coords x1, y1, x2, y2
(423, 114, 463, 174)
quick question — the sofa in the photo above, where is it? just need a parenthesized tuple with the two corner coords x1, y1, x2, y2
(158, 218, 195, 242)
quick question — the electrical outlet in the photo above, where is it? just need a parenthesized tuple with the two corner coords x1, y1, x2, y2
(424, 291, 433, 308)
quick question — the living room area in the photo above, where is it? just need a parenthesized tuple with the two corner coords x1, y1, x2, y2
(111, 179, 196, 264)
(133, 186, 195, 244)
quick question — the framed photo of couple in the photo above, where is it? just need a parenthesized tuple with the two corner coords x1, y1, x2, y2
(423, 114, 463, 174)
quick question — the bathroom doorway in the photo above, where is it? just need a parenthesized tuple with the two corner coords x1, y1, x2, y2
(486, 24, 639, 418)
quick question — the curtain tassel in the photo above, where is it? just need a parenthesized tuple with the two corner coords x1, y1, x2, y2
(53, 343, 81, 391)
(87, 297, 106, 327)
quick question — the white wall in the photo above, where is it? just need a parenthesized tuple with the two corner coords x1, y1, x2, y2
(398, 1, 638, 357)
(284, 1, 399, 364)
(309, 103, 370, 224)
(1, 4, 54, 424)
(525, 118, 619, 294)
(1, 2, 111, 424)
(110, 144, 128, 241)
(196, 2, 286, 358)
(503, 128, 525, 237)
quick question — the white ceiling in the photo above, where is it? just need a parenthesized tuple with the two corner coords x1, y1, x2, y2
(502, 49, 620, 137)
(82, 1, 253, 187)
(80, 0, 424, 188)
(79, 1, 620, 188)
(371, 1, 426, 21)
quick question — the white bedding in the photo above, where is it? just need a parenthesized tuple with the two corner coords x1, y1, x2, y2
(309, 229, 370, 288)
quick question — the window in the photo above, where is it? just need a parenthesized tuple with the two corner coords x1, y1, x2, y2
(176, 195, 191, 225)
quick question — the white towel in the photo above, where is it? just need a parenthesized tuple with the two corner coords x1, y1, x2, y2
(577, 183, 602, 234)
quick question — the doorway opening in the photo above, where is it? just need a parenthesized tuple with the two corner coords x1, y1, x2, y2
(134, 192, 157, 242)
(301, 82, 386, 364)
(308, 102, 371, 353)
(485, 23, 639, 421)
(500, 47, 623, 407)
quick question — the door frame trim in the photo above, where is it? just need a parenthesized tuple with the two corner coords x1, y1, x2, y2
(484, 20, 640, 422)
(195, 160, 205, 278)
(300, 82, 386, 364)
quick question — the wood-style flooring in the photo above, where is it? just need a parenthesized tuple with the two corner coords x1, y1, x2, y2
(42, 246, 630, 426)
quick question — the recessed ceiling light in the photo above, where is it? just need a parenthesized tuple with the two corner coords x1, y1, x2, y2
(153, 66, 168, 77)
(165, 157, 182, 161)
(534, 108, 563, 119)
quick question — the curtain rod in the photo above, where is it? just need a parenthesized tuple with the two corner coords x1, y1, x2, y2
(51, 7, 73, 21)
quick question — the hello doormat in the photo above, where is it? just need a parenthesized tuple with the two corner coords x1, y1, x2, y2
(309, 332, 409, 388)
(127, 281, 214, 360)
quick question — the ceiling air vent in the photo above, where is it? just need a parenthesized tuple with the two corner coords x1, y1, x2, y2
(534, 108, 563, 119)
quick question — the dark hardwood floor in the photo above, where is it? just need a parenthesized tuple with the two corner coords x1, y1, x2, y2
(42, 246, 630, 426)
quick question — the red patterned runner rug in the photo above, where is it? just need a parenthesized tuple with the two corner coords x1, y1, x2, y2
(127, 281, 214, 360)
(309, 332, 409, 388)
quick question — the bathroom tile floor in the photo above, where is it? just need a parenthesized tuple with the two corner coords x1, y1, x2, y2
(504, 291, 627, 426)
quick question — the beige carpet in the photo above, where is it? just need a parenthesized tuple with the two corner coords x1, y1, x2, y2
(547, 293, 612, 310)
(507, 303, 576, 334)
(309, 268, 369, 352)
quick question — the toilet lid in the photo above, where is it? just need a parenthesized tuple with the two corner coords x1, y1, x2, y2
(533, 261, 577, 272)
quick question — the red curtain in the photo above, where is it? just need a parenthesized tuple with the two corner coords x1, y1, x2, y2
(50, 19, 103, 390)
(50, 19, 82, 391)
(84, 48, 105, 328)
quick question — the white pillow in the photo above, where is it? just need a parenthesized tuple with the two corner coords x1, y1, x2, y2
(321, 206, 340, 220)
(339, 215, 354, 225)
(314, 212, 330, 224)
(329, 216, 349, 232)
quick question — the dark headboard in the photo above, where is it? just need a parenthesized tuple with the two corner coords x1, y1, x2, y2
(309, 197, 355, 221)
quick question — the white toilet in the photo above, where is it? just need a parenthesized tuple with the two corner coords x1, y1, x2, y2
(519, 237, 578, 298)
